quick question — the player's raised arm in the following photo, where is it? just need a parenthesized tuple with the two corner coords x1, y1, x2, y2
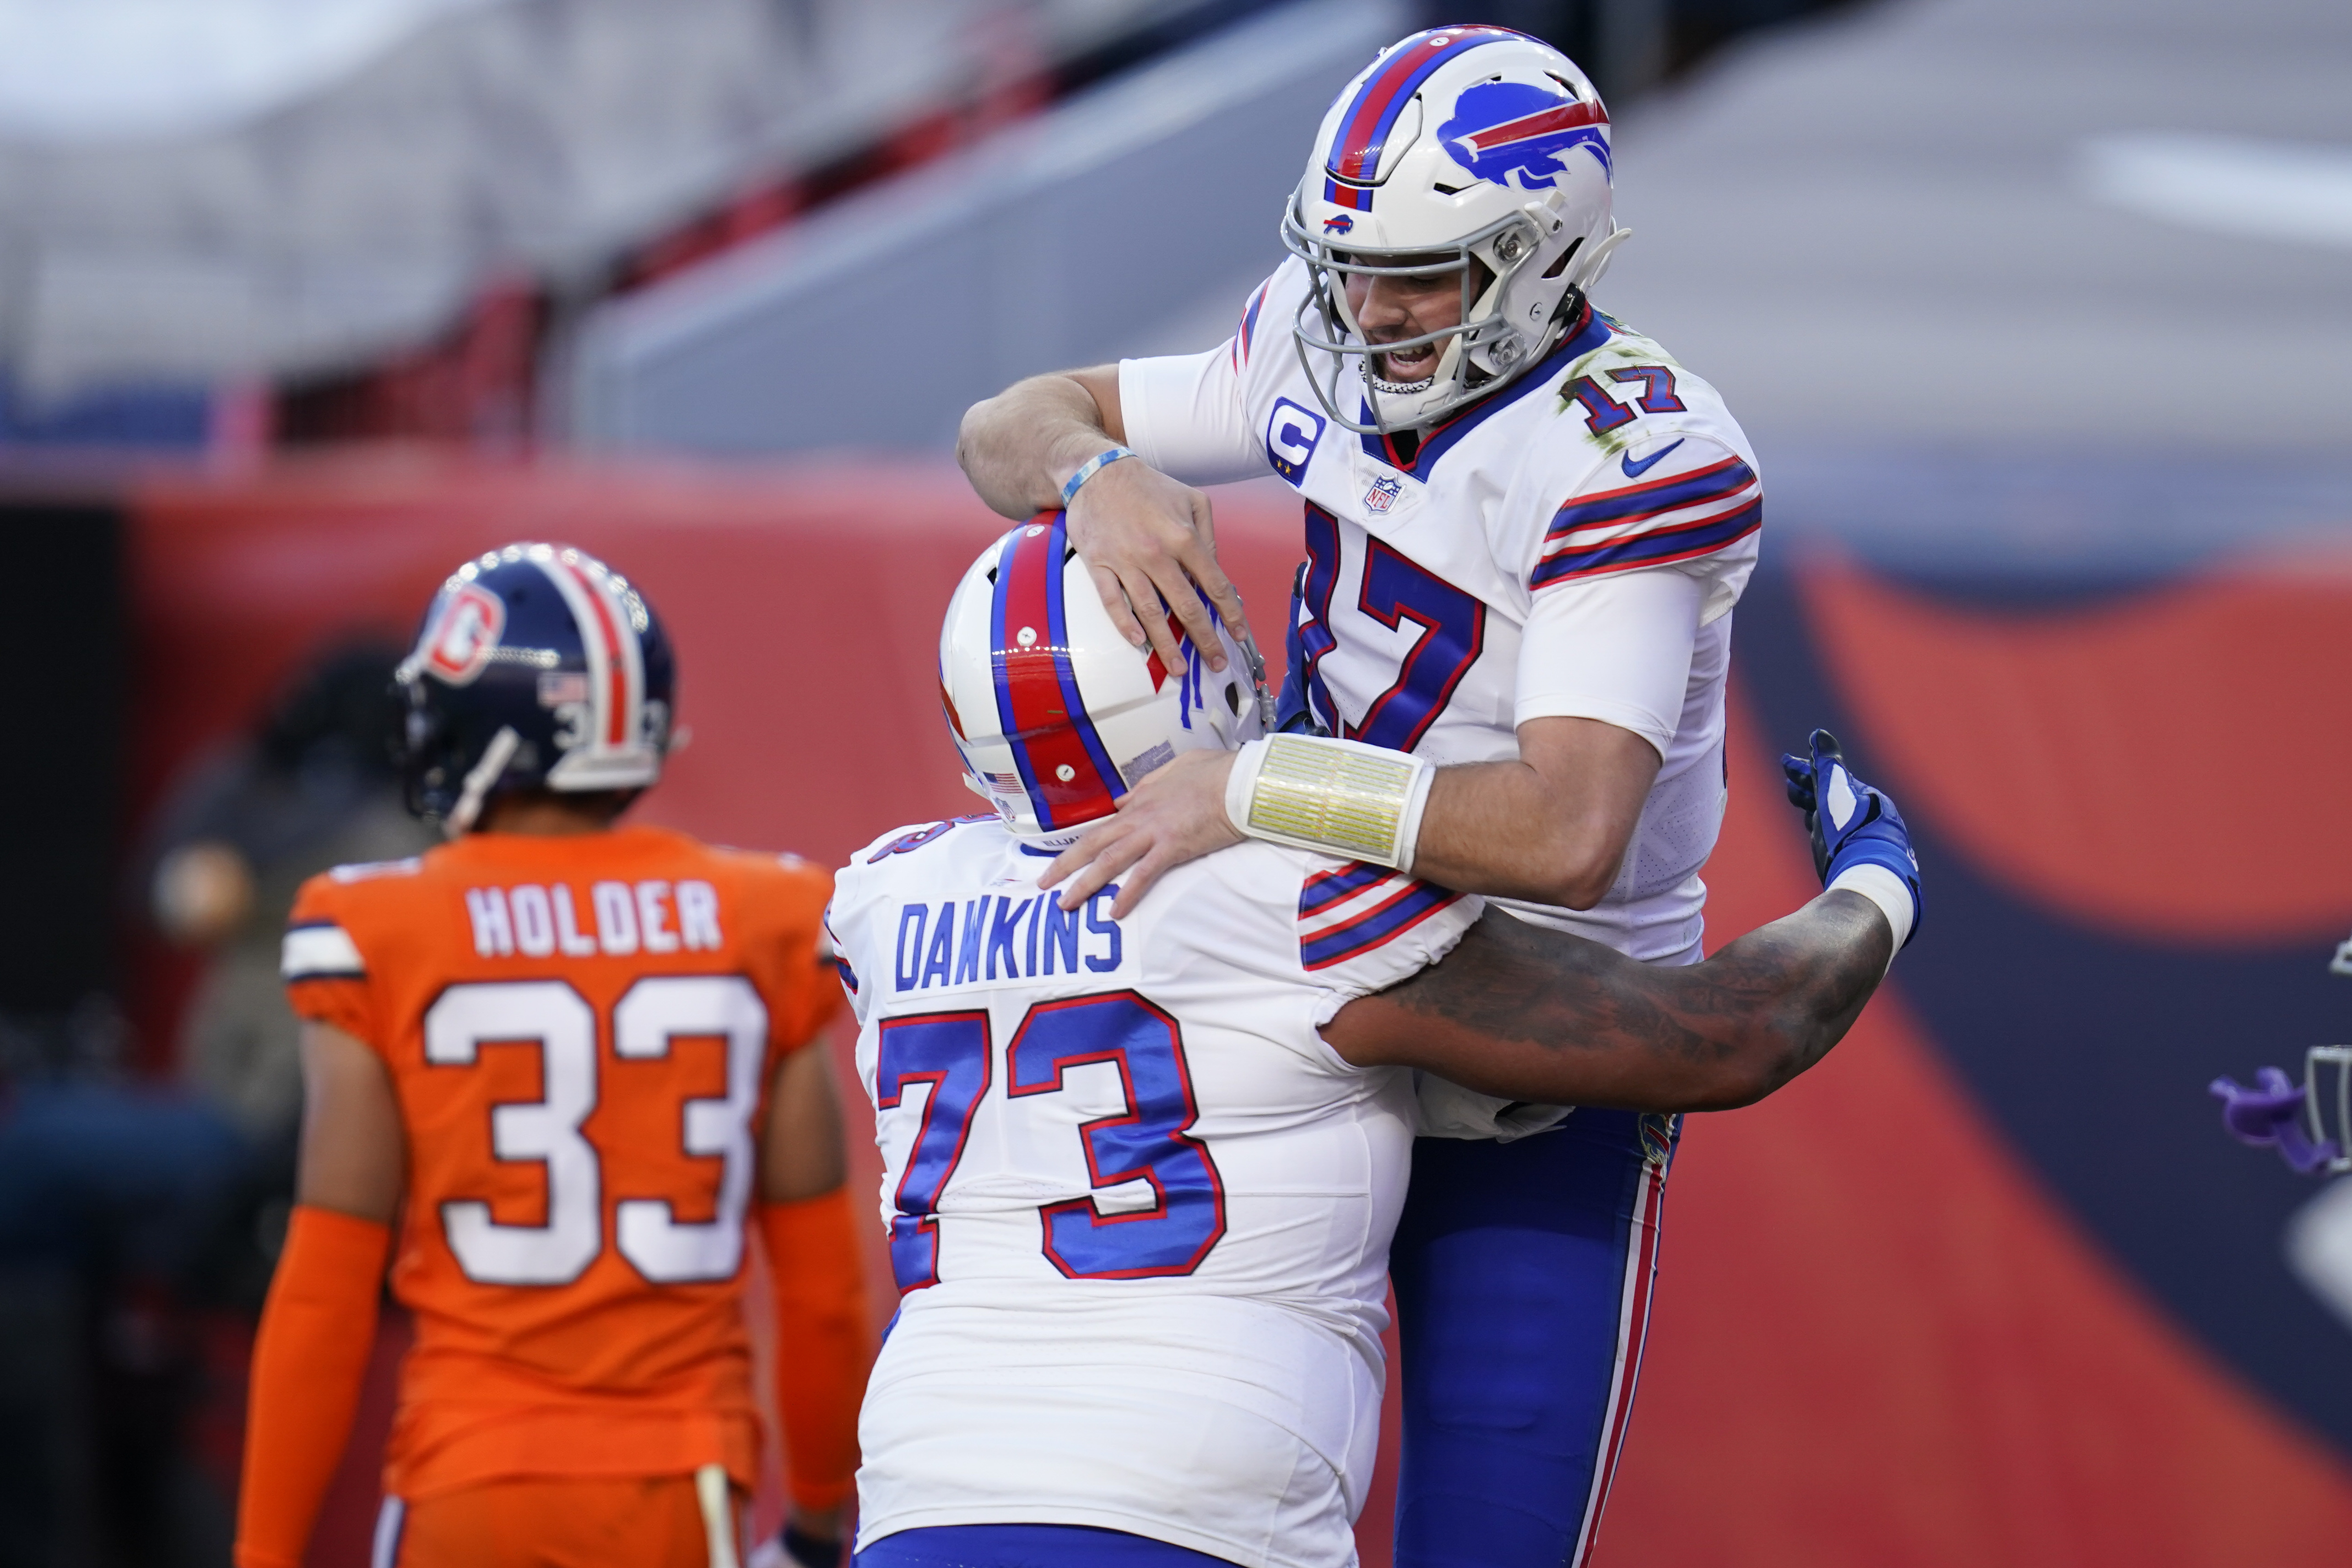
(1326, 730, 1921, 1110)
(957, 365, 1243, 674)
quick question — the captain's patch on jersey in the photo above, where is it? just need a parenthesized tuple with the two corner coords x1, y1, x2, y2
(1267, 398, 1326, 487)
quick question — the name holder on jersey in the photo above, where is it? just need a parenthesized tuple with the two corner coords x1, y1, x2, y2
(893, 888, 1122, 992)
(464, 879, 723, 960)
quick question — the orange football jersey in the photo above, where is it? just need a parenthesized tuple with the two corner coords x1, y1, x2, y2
(282, 824, 842, 1500)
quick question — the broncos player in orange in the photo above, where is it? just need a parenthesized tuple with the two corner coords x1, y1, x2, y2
(235, 544, 870, 1568)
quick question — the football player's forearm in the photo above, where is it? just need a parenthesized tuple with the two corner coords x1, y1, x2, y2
(957, 373, 1117, 519)
(1412, 759, 1636, 909)
(760, 1191, 875, 1514)
(1333, 894, 1887, 1110)
(234, 1206, 389, 1568)
(1650, 891, 1889, 1104)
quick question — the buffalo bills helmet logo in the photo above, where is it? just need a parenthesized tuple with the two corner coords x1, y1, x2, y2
(1323, 213, 1355, 234)
(1439, 80, 1611, 191)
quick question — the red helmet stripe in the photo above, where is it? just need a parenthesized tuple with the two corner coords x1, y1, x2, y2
(1326, 27, 1523, 187)
(557, 557, 631, 745)
(1453, 98, 1607, 157)
(990, 519, 1123, 830)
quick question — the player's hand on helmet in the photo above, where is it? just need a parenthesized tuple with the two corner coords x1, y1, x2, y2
(1063, 456, 1248, 676)
(1040, 748, 1242, 917)
(1780, 728, 1921, 946)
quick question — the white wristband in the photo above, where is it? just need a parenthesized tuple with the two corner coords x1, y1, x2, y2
(1827, 862, 1914, 971)
(1225, 734, 1437, 870)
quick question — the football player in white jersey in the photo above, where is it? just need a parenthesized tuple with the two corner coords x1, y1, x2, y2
(955, 26, 1776, 1566)
(832, 519, 1920, 1568)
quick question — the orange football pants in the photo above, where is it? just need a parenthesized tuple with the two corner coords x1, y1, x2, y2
(380, 1474, 739, 1568)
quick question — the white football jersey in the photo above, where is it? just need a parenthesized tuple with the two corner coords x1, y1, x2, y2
(1120, 257, 1761, 964)
(827, 814, 1484, 1568)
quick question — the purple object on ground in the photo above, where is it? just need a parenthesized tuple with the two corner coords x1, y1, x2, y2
(2210, 1067, 2340, 1175)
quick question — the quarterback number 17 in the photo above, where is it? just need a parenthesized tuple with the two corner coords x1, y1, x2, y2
(1568, 364, 1685, 434)
(1298, 506, 1486, 752)
(876, 991, 1226, 1291)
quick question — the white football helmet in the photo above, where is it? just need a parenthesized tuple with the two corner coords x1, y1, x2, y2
(1281, 25, 1629, 434)
(939, 514, 1271, 845)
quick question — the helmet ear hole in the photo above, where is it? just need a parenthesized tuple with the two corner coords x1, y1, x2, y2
(1543, 236, 1582, 279)
(1225, 683, 1242, 715)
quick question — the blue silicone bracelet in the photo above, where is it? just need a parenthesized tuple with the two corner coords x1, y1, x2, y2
(1060, 446, 1136, 507)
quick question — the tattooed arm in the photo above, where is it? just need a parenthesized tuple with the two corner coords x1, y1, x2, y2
(1320, 892, 1890, 1113)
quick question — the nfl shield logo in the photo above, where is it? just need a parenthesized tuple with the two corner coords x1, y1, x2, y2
(1363, 476, 1403, 513)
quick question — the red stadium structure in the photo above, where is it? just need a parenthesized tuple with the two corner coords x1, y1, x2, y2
(120, 455, 2352, 1566)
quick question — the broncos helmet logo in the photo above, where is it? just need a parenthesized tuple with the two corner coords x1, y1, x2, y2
(1438, 80, 1611, 191)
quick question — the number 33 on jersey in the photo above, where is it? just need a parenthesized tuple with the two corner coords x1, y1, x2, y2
(279, 824, 841, 1495)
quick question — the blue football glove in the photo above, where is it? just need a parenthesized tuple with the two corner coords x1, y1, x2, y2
(2210, 1067, 2340, 1175)
(1780, 728, 1921, 947)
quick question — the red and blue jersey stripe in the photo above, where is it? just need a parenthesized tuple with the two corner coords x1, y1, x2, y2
(1233, 281, 1269, 371)
(988, 514, 1128, 832)
(1532, 454, 1762, 588)
(1299, 863, 1466, 972)
(1322, 26, 1528, 210)
(1300, 860, 1392, 918)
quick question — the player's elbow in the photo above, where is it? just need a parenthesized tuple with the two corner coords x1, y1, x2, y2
(953, 398, 1000, 481)
(1522, 847, 1619, 911)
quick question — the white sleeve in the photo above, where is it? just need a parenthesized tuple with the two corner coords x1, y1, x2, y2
(827, 830, 917, 1026)
(1295, 861, 1485, 1024)
(1513, 565, 1704, 759)
(1117, 344, 1266, 486)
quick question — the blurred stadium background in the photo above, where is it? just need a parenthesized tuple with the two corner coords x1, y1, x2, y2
(2, 0, 2348, 1562)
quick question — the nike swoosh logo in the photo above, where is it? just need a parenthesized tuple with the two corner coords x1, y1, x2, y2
(1620, 438, 1684, 478)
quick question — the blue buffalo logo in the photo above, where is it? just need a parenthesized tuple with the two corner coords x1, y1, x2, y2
(1322, 213, 1355, 235)
(1439, 80, 1611, 191)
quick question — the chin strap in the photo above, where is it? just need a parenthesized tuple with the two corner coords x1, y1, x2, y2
(444, 725, 520, 838)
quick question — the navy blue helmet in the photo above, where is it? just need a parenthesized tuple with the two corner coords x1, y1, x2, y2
(395, 542, 675, 830)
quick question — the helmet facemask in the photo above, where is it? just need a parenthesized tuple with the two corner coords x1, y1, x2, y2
(1286, 204, 1592, 435)
(1285, 199, 1629, 436)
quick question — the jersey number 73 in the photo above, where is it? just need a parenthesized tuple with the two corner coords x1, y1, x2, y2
(876, 992, 1227, 1291)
